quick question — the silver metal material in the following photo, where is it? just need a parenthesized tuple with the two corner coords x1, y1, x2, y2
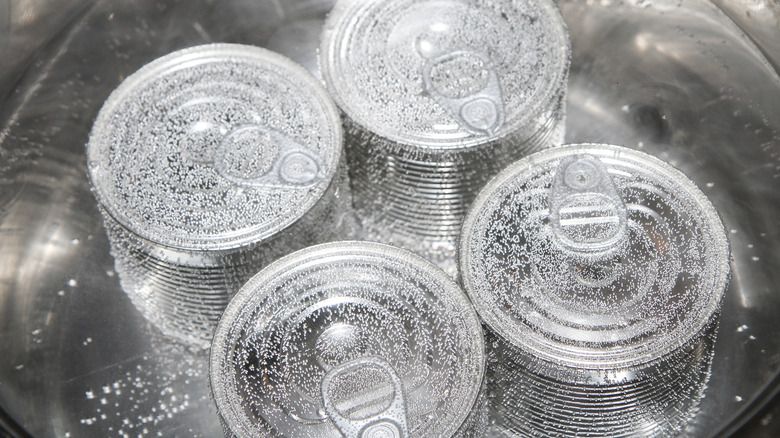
(2, 0, 780, 437)
(461, 144, 730, 436)
(549, 154, 628, 256)
(86, 43, 345, 348)
(421, 49, 505, 136)
(87, 43, 342, 251)
(209, 241, 486, 437)
(213, 126, 328, 189)
(320, 0, 570, 271)
(321, 357, 409, 438)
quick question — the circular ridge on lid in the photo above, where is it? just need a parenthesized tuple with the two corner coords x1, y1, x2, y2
(210, 241, 485, 437)
(460, 144, 730, 369)
(319, 0, 570, 149)
(87, 43, 342, 251)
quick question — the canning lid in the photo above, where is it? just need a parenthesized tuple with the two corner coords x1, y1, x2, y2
(210, 241, 485, 437)
(319, 0, 569, 149)
(87, 44, 342, 251)
(460, 144, 730, 370)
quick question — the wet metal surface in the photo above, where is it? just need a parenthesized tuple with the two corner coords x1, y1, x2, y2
(0, 0, 779, 436)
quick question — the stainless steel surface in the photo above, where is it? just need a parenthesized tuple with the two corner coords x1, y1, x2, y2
(0, 0, 779, 436)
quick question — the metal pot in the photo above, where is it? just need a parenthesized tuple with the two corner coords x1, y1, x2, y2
(0, 0, 778, 436)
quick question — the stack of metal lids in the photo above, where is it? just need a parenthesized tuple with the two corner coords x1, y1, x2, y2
(460, 144, 730, 436)
(86, 43, 346, 348)
(210, 241, 486, 437)
(319, 0, 570, 263)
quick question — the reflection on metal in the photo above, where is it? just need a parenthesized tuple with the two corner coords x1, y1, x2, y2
(549, 154, 628, 256)
(0, 0, 779, 436)
(321, 357, 409, 438)
(422, 50, 505, 136)
(462, 144, 730, 436)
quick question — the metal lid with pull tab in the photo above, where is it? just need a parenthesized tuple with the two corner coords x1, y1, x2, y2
(87, 43, 342, 251)
(420, 49, 505, 137)
(319, 0, 569, 149)
(460, 144, 731, 370)
(210, 241, 486, 437)
(549, 154, 628, 257)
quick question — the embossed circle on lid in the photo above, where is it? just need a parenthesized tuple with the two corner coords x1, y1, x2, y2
(87, 44, 341, 251)
(460, 144, 730, 369)
(210, 241, 485, 437)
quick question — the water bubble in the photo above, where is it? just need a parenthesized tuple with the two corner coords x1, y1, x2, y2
(210, 242, 486, 437)
(67, 279, 78, 287)
(319, 0, 569, 262)
(78, 340, 206, 435)
(460, 144, 729, 437)
(87, 44, 345, 348)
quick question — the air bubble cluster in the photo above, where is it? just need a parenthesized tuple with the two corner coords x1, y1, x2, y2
(86, 44, 348, 347)
(319, 0, 570, 269)
(461, 144, 731, 437)
(209, 242, 486, 437)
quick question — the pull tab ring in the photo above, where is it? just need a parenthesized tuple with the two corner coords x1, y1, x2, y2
(422, 49, 505, 136)
(549, 154, 628, 257)
(321, 357, 409, 438)
(213, 125, 326, 189)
